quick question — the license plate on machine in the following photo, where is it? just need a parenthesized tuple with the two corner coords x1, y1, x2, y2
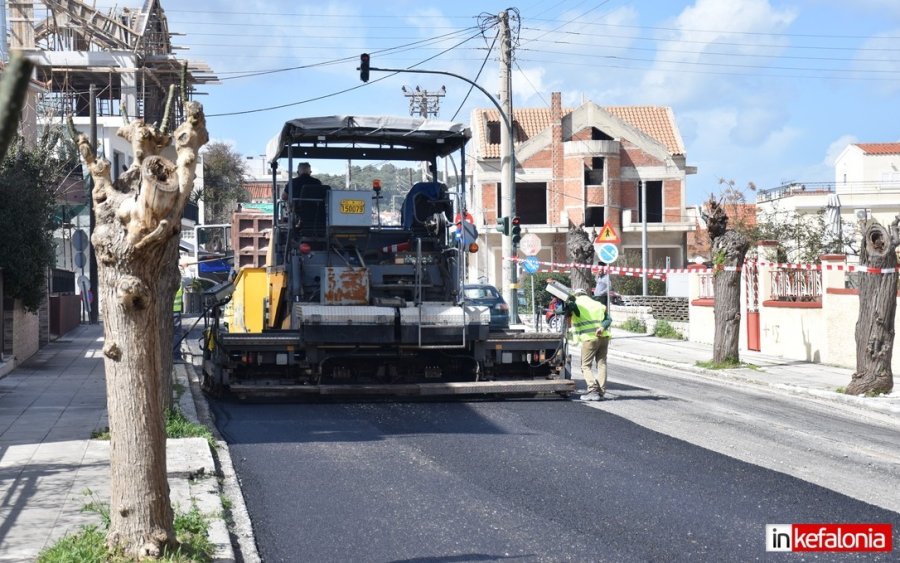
(340, 200, 365, 214)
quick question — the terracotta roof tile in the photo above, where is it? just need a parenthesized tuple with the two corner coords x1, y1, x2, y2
(855, 143, 900, 155)
(245, 182, 272, 202)
(473, 103, 684, 159)
(604, 106, 684, 155)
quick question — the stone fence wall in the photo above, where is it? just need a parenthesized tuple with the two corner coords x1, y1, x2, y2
(621, 296, 689, 322)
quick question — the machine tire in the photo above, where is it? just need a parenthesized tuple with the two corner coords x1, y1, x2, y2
(548, 314, 562, 333)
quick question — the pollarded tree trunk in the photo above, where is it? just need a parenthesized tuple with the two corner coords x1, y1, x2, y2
(847, 218, 898, 395)
(712, 230, 749, 363)
(705, 196, 749, 364)
(566, 224, 595, 292)
(74, 100, 208, 558)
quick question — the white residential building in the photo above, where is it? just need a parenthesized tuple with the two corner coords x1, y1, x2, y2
(755, 142, 900, 262)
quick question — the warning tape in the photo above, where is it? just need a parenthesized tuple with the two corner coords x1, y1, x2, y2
(749, 260, 899, 274)
(508, 256, 900, 276)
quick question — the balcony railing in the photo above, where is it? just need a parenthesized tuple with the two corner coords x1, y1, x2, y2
(756, 183, 834, 203)
(769, 269, 822, 302)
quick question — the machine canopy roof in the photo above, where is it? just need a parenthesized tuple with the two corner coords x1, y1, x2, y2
(265, 115, 471, 164)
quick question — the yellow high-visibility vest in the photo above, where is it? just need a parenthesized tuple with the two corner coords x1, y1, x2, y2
(567, 295, 609, 343)
(173, 284, 184, 313)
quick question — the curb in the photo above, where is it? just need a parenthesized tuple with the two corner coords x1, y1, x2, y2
(178, 337, 262, 563)
(608, 349, 900, 423)
(173, 364, 237, 563)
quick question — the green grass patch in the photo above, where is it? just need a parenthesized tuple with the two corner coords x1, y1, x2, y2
(89, 408, 214, 450)
(38, 500, 213, 563)
(619, 317, 647, 333)
(697, 358, 743, 370)
(653, 320, 683, 339)
(166, 408, 216, 450)
(835, 386, 846, 394)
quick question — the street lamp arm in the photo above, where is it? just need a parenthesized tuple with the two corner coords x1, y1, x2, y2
(369, 67, 513, 135)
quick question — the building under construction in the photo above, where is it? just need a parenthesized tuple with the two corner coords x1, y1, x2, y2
(4, 0, 218, 125)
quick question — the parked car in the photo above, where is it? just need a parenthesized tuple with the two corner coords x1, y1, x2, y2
(463, 284, 510, 330)
(544, 291, 624, 332)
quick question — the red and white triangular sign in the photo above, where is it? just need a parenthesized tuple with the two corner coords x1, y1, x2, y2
(594, 221, 621, 245)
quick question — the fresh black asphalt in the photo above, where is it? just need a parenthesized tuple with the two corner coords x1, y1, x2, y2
(210, 387, 899, 563)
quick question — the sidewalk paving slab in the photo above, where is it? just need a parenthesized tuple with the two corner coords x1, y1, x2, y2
(0, 323, 235, 563)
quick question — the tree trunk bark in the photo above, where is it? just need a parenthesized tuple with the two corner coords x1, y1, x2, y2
(709, 219, 749, 364)
(566, 225, 595, 292)
(75, 101, 208, 558)
(847, 218, 898, 395)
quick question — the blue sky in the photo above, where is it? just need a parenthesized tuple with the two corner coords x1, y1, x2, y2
(143, 0, 900, 205)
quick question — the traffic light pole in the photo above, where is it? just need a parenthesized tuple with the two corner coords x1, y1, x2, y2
(362, 62, 519, 316)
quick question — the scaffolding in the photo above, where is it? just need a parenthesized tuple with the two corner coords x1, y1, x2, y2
(6, 0, 218, 123)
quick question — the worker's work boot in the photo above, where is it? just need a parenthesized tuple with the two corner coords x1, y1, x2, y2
(580, 390, 602, 401)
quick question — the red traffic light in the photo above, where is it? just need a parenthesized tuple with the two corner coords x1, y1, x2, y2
(359, 53, 370, 82)
(511, 216, 522, 245)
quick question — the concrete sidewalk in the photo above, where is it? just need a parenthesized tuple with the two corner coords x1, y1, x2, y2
(603, 327, 900, 417)
(0, 323, 234, 562)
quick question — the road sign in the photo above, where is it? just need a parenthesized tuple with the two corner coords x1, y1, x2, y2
(596, 243, 619, 264)
(522, 255, 540, 274)
(72, 229, 89, 251)
(519, 233, 541, 256)
(74, 251, 86, 269)
(460, 221, 478, 245)
(594, 221, 621, 245)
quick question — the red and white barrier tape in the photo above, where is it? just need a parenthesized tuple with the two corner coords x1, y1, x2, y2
(509, 256, 900, 275)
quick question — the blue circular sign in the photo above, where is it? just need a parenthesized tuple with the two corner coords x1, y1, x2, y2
(522, 255, 540, 274)
(597, 243, 619, 263)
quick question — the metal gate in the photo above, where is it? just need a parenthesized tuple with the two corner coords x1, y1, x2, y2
(744, 260, 760, 351)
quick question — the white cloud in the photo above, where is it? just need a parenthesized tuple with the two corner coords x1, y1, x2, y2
(640, 0, 797, 105)
(824, 135, 858, 167)
(851, 29, 900, 96)
(731, 106, 789, 146)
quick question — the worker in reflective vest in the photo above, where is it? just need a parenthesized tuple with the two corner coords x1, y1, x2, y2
(173, 284, 184, 314)
(566, 288, 612, 401)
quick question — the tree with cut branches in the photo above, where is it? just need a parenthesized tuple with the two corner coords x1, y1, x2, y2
(566, 223, 595, 293)
(71, 81, 209, 557)
(847, 217, 898, 396)
(702, 193, 750, 364)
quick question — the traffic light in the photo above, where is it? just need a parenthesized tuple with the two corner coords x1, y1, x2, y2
(359, 53, 370, 82)
(495, 216, 510, 235)
(511, 216, 522, 245)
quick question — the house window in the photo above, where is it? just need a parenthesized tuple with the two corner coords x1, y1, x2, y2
(585, 157, 604, 185)
(585, 206, 605, 227)
(487, 120, 525, 145)
(591, 127, 613, 141)
(636, 180, 663, 223)
(496, 182, 547, 224)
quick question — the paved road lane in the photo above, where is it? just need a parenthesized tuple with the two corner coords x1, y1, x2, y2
(211, 382, 899, 562)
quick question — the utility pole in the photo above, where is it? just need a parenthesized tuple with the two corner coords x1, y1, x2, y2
(641, 179, 648, 296)
(402, 86, 447, 182)
(499, 10, 518, 322)
(88, 84, 99, 324)
(402, 86, 446, 118)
